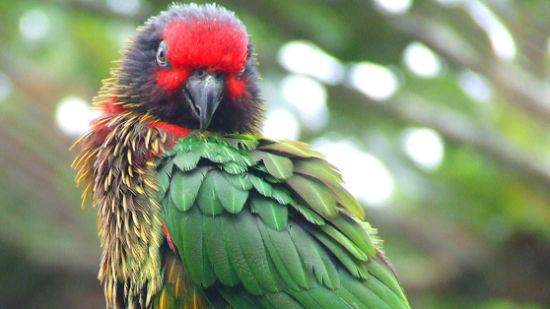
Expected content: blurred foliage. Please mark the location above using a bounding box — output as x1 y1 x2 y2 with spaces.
1 0 550 308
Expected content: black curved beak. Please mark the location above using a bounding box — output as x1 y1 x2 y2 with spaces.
184 70 224 132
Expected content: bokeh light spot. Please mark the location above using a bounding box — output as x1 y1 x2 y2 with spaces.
458 70 493 102
0 72 13 101
436 0 461 5
373 0 413 15
401 127 444 170
262 109 300 140
466 0 516 60
403 42 442 78
281 75 328 131
107 0 140 15
349 62 399 101
278 41 345 84
55 97 99 136
19 9 50 41
313 139 394 206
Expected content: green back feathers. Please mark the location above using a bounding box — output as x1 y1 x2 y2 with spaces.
156 134 410 309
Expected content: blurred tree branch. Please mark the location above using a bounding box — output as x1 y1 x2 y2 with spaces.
369 207 488 293
51 0 148 22
393 14 550 124
391 92 550 187
330 83 550 192
372 206 550 303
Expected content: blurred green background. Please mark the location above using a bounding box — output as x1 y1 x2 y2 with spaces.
1 0 550 308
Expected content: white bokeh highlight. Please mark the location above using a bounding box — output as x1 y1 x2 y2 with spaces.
401 127 445 171
107 0 140 15
349 62 399 101
435 0 516 60
403 42 442 78
458 70 493 102
55 97 100 136
436 0 461 5
0 72 13 101
278 41 345 85
281 75 328 131
373 0 413 15
262 109 300 140
19 9 50 41
313 139 395 206
466 0 516 61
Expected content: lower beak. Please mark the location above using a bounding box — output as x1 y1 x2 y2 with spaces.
184 70 224 132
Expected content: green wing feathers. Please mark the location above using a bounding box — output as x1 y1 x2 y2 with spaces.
156 134 410 308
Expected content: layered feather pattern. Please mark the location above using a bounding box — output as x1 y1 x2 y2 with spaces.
155 133 410 308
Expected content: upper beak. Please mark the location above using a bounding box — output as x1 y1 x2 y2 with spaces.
184 70 224 132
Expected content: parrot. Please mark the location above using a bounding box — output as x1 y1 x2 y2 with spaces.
72 3 410 309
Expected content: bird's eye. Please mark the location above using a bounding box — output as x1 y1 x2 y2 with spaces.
236 65 246 78
156 41 168 67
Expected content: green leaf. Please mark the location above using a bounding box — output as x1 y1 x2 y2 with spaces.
196 170 224 215
286 175 337 218
249 151 294 179
169 168 207 212
250 196 288 231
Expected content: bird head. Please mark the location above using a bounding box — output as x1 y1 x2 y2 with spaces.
112 4 263 133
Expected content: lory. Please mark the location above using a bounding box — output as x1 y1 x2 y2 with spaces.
73 4 410 309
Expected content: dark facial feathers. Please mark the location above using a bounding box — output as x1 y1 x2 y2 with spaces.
113 4 263 134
